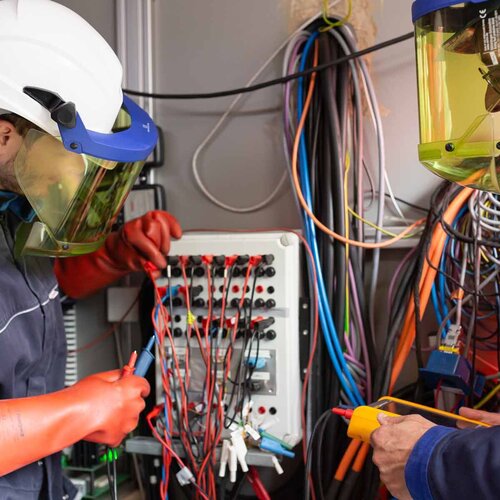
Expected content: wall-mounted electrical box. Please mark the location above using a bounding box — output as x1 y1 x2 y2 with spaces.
155 231 302 445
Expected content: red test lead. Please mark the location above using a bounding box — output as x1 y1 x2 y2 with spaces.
122 351 138 378
332 408 354 419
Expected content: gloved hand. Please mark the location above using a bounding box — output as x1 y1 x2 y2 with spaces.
71 370 150 447
0 370 150 476
55 210 182 298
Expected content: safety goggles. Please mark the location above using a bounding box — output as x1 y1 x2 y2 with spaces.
14 95 157 257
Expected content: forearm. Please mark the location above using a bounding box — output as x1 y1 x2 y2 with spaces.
428 426 500 499
0 386 96 476
406 426 500 500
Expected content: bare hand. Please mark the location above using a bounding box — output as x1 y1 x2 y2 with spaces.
371 414 436 500
459 407 500 426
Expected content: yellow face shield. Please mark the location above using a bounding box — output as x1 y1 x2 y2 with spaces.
415 3 500 191
14 129 144 257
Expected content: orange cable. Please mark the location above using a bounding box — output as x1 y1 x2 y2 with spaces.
334 439 362 481
352 442 371 473
291 98 426 248
389 188 473 392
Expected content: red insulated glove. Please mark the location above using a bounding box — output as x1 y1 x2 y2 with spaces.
0 370 150 476
79 370 150 447
55 210 182 298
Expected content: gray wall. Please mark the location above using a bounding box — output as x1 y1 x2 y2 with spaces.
56 0 438 228
152 0 300 229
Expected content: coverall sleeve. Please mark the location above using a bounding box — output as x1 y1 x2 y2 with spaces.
404 425 500 500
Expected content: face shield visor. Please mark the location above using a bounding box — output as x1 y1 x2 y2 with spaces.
414 0 500 191
13 94 158 257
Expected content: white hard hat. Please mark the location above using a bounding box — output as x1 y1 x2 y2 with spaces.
0 0 123 135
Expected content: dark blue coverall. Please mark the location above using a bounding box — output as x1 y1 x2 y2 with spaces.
0 192 77 499
405 424 500 499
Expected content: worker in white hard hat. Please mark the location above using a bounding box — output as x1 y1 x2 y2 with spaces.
0 1 181 498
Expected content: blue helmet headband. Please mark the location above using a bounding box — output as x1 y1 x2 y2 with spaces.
412 0 493 23
23 86 158 162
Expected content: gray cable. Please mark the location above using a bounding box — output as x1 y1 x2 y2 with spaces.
338 25 386 343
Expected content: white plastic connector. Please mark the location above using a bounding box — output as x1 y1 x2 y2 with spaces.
259 417 279 431
242 401 254 419
229 445 237 483
176 466 194 486
283 433 300 448
219 440 231 478
244 424 261 442
231 430 249 472
271 456 284 475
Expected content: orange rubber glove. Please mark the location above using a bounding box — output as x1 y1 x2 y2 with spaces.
0 370 150 476
55 210 182 298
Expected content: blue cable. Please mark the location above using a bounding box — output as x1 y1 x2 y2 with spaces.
296 32 364 406
437 207 468 338
431 283 444 326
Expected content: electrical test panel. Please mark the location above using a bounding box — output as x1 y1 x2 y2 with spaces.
155 231 302 446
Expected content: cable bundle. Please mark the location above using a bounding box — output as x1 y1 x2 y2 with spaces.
375 181 500 409
144 256 284 499
282 20 413 500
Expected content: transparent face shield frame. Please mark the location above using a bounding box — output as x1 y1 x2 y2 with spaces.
12 99 155 257
416 3 500 191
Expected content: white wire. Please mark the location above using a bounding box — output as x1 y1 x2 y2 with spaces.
192 1 342 213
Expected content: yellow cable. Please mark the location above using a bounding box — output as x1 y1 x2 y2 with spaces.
474 383 500 409
344 152 351 336
347 206 421 239
321 0 353 32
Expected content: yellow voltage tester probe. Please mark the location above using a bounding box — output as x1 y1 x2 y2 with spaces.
332 396 491 443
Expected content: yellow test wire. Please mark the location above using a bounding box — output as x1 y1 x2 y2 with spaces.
474 383 500 409
347 206 422 239
321 0 353 32
344 152 351 337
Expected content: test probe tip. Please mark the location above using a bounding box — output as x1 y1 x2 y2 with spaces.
332 408 354 419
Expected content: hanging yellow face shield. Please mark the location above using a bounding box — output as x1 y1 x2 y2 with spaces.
415 2 500 191
14 128 144 257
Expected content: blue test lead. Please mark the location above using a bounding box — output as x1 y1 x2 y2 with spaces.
135 335 156 377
